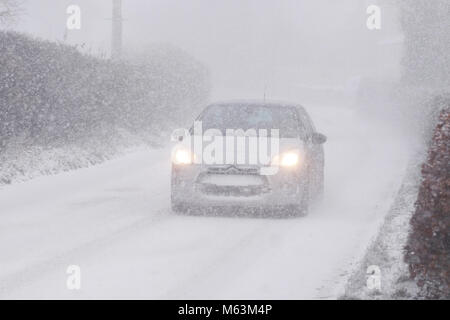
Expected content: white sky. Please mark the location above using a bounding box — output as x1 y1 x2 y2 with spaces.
12 0 403 99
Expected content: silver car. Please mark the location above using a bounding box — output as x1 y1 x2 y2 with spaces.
171 101 326 217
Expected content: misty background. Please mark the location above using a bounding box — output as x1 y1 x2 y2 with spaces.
0 0 449 300
2 0 448 184
13 0 403 100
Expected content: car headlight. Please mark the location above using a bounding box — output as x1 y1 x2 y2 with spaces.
272 151 300 167
173 148 194 165
280 152 300 167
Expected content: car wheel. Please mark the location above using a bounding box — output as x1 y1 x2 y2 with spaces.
171 187 187 214
316 167 325 202
298 185 310 216
171 200 188 214
290 176 310 217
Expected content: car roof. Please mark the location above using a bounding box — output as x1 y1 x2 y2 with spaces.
208 99 305 111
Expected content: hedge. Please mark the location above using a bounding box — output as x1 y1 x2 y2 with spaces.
405 107 450 299
0 31 210 151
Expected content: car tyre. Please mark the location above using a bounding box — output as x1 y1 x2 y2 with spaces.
171 200 188 214
315 169 325 203
289 176 310 217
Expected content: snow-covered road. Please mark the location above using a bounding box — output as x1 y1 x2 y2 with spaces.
0 105 411 299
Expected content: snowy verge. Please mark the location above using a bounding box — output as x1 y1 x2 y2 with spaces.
340 150 426 300
0 128 169 186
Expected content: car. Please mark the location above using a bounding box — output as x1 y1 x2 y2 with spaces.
170 100 326 217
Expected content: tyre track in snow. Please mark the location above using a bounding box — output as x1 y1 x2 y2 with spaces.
161 220 281 299
0 150 172 297
0 105 412 299
0 204 169 298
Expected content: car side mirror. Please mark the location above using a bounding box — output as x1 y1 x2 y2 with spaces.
312 132 327 144
171 128 188 142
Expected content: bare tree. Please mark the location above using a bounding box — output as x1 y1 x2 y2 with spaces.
0 0 23 26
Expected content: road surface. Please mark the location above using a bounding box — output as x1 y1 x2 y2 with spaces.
0 105 410 299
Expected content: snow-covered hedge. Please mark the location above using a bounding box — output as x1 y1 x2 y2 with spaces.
0 31 210 183
405 106 450 299
0 31 210 148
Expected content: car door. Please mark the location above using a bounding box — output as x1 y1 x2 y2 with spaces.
296 107 324 193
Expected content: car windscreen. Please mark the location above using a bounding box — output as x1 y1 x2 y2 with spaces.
197 104 300 138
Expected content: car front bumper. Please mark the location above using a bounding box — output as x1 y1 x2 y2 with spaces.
171 164 307 208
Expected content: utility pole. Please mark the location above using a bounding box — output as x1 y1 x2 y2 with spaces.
111 0 123 60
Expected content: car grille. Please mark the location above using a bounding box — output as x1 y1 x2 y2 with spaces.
206 165 260 175
197 165 270 197
199 184 270 197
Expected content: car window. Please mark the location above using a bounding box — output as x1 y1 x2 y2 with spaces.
297 108 315 138
195 104 301 138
